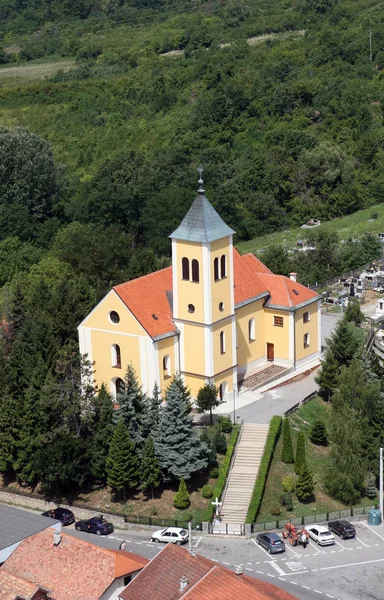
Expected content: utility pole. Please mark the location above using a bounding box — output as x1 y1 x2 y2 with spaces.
380 447 383 520
370 30 373 63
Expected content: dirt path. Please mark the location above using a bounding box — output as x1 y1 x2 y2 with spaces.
0 59 75 85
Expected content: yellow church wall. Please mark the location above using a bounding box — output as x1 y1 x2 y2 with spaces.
236 300 266 368
158 335 177 394
81 291 146 337
214 370 234 394
182 323 206 375
90 329 143 392
183 374 207 398
174 240 205 322
295 302 319 362
213 319 234 374
210 236 232 323
264 308 290 360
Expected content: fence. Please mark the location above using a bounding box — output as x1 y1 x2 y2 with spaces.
308 255 384 291
283 391 317 417
252 504 375 533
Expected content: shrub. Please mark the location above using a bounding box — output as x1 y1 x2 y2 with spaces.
183 512 193 522
296 463 314 502
173 478 190 510
209 467 219 478
282 492 293 511
270 505 281 516
246 416 282 524
202 484 213 499
282 475 294 493
218 415 233 433
213 429 227 455
202 425 240 522
366 473 378 499
371 211 379 220
309 419 328 445
294 431 306 475
281 418 294 463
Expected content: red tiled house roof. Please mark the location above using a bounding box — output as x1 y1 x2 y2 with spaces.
119 544 298 600
2 529 148 600
112 250 318 339
0 570 50 600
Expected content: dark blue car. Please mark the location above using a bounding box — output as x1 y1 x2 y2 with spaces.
41 507 75 526
75 515 114 536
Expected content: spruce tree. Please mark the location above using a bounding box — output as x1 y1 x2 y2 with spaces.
328 318 359 370
173 478 190 509
309 419 328 445
281 418 294 464
296 463 314 502
90 384 115 481
294 431 306 475
106 417 139 502
142 383 162 439
315 347 339 401
140 436 161 499
365 473 378 499
114 364 146 452
344 298 364 327
212 428 227 455
153 377 208 480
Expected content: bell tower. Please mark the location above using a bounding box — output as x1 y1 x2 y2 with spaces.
169 169 237 401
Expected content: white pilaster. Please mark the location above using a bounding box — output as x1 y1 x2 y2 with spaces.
318 300 322 354
204 326 214 377
178 322 185 372
139 336 148 393
228 235 235 314
289 312 295 363
202 242 212 324
172 239 179 319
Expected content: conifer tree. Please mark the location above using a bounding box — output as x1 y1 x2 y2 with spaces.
296 463 314 502
328 318 359 370
281 418 294 463
0 393 17 473
153 377 208 480
173 478 190 509
309 419 328 445
114 364 146 452
90 384 115 481
294 431 306 475
142 382 162 439
212 427 227 455
344 298 364 327
106 417 139 502
140 436 161 499
315 347 339 401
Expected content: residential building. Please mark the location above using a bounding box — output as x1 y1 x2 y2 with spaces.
79 176 321 401
0 570 51 600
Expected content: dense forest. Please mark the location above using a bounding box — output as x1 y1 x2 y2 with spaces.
1 0 384 496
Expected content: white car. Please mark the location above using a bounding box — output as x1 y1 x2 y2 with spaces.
151 527 189 545
305 525 335 546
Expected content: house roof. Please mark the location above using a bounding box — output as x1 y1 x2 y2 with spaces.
0 504 60 552
3 529 148 600
119 544 298 600
169 193 235 243
111 249 318 340
0 570 50 600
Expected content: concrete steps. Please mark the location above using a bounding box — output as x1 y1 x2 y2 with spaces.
214 423 269 530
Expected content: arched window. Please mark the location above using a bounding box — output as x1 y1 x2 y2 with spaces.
219 381 228 402
163 354 171 378
111 344 121 368
220 331 226 354
191 259 199 283
214 257 220 281
182 257 190 280
221 254 227 278
116 378 124 395
248 318 255 342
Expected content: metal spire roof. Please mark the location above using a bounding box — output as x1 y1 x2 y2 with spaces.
169 168 235 243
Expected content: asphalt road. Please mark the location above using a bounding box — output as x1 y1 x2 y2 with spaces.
65 519 384 600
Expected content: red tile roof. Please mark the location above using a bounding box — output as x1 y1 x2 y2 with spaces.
3 529 148 600
119 544 298 600
0 570 50 600
112 250 318 339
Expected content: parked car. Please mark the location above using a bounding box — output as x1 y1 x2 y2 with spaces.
41 507 75 526
151 527 189 545
328 520 356 539
305 525 335 546
256 532 286 554
75 515 114 536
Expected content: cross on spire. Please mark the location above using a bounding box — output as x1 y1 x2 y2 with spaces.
197 166 205 194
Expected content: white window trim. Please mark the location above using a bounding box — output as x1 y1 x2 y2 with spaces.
249 317 255 341
304 332 310 348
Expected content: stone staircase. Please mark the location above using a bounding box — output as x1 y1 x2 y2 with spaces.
214 423 270 534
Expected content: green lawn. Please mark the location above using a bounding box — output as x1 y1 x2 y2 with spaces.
236 205 384 255
257 397 376 524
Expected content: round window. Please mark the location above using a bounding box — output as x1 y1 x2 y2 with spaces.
109 311 120 324
219 302 224 312
188 304 195 314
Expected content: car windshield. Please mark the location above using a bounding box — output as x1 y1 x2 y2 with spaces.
179 530 187 536
320 532 332 537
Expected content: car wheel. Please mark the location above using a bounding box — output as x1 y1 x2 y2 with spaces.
152 538 159 543
315 538 318 544
176 540 182 546
96 530 101 536
75 526 81 531
256 538 260 544
267 548 271 554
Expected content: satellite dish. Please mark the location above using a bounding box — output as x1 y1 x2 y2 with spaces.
119 542 127 551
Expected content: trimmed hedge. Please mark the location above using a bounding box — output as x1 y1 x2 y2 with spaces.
245 416 282 524
203 424 240 522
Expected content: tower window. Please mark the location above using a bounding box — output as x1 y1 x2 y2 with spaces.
248 318 255 342
109 311 120 324
111 344 121 368
221 255 227 278
274 316 284 327
220 331 226 354
304 333 310 348
214 257 220 281
163 354 171 378
191 259 199 283
182 257 190 281
303 311 310 324
115 378 124 395
219 302 224 312
188 304 195 313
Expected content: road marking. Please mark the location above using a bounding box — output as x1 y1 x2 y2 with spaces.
115 537 123 541
125 540 131 543
318 557 384 571
245 568 253 572
195 536 202 548
251 538 276 558
267 574 275 578
326 595 334 599
356 546 362 549
355 536 368 547
135 542 142 545
334 540 346 550
146 544 152 547
223 562 230 565
302 586 310 590
284 544 300 557
290 581 297 585
312 568 318 572
270 562 286 576
256 570 264 574
247 562 252 565
330 550 336 553
360 521 384 542
314 590 322 594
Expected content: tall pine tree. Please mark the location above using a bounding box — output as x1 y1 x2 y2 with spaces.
114 364 146 452
90 384 115 481
281 418 294 463
140 436 161 499
153 377 208 480
106 417 139 502
294 431 306 475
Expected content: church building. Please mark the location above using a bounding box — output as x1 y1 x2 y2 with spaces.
78 175 321 402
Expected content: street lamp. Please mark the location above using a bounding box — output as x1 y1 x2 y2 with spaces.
380 447 383 520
